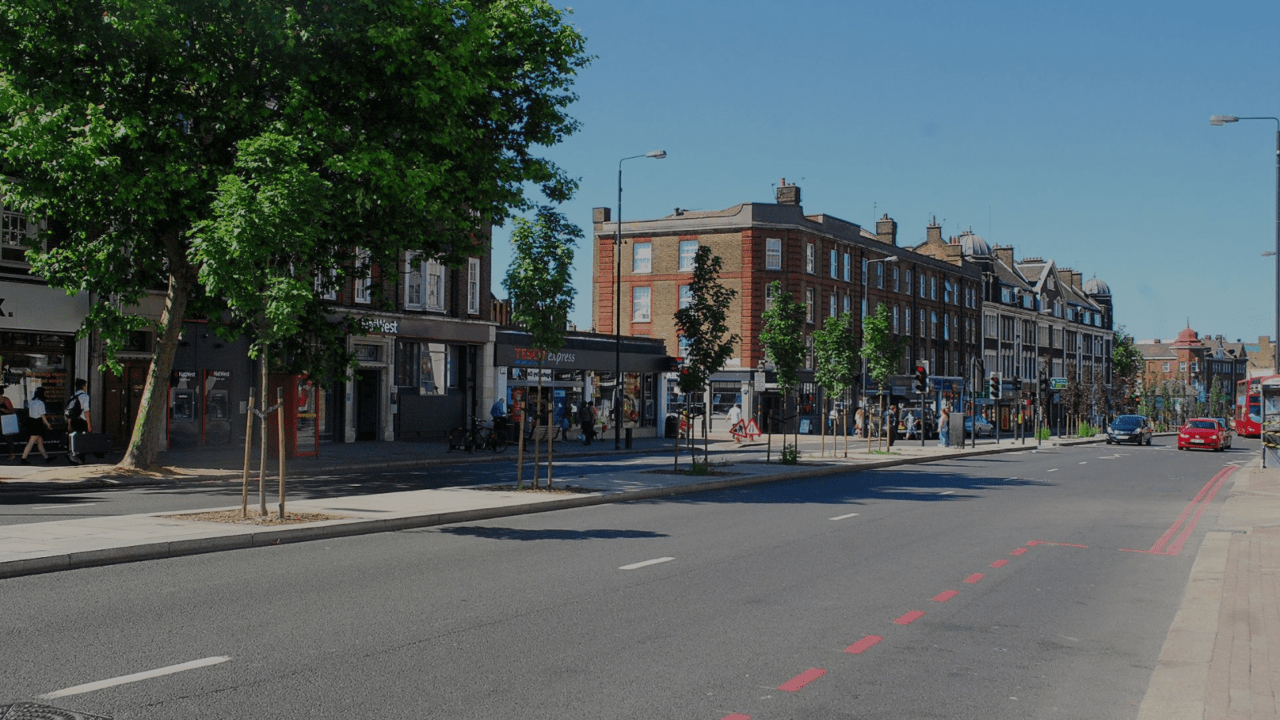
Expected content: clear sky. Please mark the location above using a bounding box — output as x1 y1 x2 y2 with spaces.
490 0 1280 346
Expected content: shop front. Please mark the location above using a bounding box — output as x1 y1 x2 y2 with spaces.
494 330 669 440
0 279 91 432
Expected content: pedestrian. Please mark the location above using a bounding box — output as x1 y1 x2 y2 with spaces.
828 405 838 434
65 378 91 464
0 387 17 460
579 401 596 446
727 403 743 442
904 410 917 441
939 406 951 448
557 406 571 442
20 386 51 465
490 396 507 435
854 407 864 438
885 404 898 448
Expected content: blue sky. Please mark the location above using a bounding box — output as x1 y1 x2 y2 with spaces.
491 1 1280 345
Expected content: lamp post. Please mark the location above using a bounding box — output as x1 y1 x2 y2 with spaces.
615 149 667 450
860 255 898 434
1210 115 1280 374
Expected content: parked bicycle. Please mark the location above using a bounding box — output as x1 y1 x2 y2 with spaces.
447 420 508 454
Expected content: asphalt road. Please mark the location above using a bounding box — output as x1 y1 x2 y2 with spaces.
2 439 1246 719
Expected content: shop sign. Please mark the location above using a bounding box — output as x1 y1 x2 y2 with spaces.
0 281 91 333
365 318 399 334
512 347 577 367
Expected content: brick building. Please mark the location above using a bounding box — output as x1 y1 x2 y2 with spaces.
592 180 982 430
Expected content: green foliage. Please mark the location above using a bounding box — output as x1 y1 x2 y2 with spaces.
1078 421 1097 438
760 281 806 394
780 443 800 465
503 207 580 353
689 461 711 476
673 246 739 394
859 303 906 389
812 311 857 397
1036 426 1051 440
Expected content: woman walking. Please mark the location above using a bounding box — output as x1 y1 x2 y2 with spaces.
938 406 951 448
20 386 51 464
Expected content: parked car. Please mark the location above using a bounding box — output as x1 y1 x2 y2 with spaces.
1178 418 1224 451
964 414 995 437
1214 417 1234 449
1106 414 1153 445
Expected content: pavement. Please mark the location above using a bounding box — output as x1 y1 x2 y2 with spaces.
1 428 1276 718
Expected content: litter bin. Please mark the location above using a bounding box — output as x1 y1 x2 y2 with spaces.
664 415 679 438
625 427 633 449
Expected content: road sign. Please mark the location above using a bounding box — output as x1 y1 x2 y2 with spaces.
1050 377 1068 390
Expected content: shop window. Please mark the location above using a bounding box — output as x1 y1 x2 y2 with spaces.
395 340 450 395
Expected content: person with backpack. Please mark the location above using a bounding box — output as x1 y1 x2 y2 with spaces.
64 378 91 464
579 401 596 446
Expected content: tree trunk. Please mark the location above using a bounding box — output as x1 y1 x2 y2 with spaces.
119 260 195 470
546 393 554 489
533 369 543 489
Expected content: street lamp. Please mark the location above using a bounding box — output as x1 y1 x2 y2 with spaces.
860 255 898 431
1210 114 1280 374
615 149 666 450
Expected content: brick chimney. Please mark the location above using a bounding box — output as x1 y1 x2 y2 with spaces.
925 216 942 244
876 214 898 246
593 207 611 224
775 178 801 206
994 245 1015 267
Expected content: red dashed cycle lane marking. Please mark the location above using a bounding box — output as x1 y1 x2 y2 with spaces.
778 668 827 692
932 590 959 603
719 715 751 720
964 573 985 583
845 635 883 654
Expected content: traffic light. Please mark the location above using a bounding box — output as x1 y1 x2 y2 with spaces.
1038 371 1049 396
663 356 681 372
989 373 1001 400
914 361 929 393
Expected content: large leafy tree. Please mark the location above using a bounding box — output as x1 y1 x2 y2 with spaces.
759 280 805 447
0 0 589 468
1110 330 1144 414
673 245 738 464
503 207 579 489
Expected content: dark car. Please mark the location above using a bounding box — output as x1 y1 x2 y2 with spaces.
1106 414 1152 445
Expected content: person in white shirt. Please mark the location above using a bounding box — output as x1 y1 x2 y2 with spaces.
66 378 92 464
21 386 51 464
727 404 743 441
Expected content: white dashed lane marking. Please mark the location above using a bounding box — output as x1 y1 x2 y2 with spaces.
619 557 675 571
41 656 232 699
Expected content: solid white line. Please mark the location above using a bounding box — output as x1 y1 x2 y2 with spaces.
1047 468 1058 472
41 656 231 699
829 512 861 521
32 504 98 510
619 557 675 571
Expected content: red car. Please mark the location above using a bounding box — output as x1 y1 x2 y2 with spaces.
1178 418 1225 451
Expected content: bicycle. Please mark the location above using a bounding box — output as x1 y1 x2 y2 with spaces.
447 420 508 453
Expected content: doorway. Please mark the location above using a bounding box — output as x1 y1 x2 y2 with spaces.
354 368 380 441
102 360 149 449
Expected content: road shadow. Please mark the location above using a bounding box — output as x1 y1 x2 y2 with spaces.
434 526 669 542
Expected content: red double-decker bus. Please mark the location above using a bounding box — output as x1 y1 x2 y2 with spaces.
1236 375 1280 437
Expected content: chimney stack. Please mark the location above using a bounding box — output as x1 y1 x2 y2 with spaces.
925 216 943 244
876 214 898 246
775 178 801 206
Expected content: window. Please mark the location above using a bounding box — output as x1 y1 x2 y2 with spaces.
467 257 480 315
943 312 950 340
904 307 911 335
805 288 815 323
354 248 373 304
876 262 884 289
766 238 782 270
678 335 692 356
843 253 851 282
806 243 815 274
843 294 851 314
317 267 338 301
678 285 693 310
830 249 838 279
944 280 953 304
404 253 425 308
919 308 925 335
679 241 698 272
1179 361 1187 373
632 286 651 322
426 259 445 311
930 310 937 339
1162 362 1170 373
765 283 775 310
0 204 36 264
920 273 927 298
903 269 911 295
633 242 652 274
930 276 937 300
893 266 900 293
893 306 900 334
1001 287 1013 304
829 292 836 317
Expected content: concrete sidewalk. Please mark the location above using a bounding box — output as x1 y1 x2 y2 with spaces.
0 429 1058 579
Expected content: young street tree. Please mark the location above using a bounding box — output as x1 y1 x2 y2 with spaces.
812 310 858 457
859 303 905 451
1110 330 1144 414
673 246 739 465
502 207 579 489
0 1 589 468
759 280 806 454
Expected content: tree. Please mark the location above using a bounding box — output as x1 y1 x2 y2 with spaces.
0 0 589 468
812 311 858 457
673 246 739 465
859 303 905 451
759 280 806 457
1110 330 1144 415
503 208 579 489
